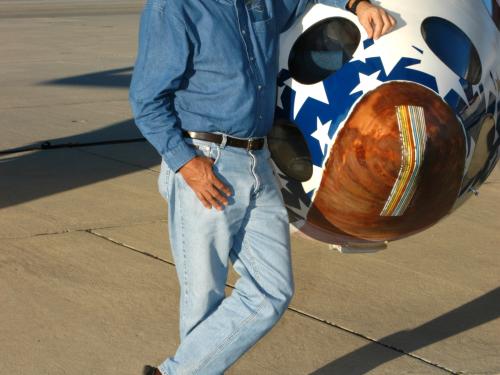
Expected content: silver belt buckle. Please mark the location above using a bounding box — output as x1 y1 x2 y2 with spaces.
247 138 256 150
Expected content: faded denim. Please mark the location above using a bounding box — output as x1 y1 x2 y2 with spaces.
157 138 294 374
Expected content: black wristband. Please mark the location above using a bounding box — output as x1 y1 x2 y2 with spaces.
347 0 371 15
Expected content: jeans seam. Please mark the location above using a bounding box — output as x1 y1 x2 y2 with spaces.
191 296 267 374
241 235 261 283
165 162 171 201
212 145 221 166
178 176 189 336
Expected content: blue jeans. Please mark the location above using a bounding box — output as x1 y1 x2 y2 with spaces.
156 137 294 375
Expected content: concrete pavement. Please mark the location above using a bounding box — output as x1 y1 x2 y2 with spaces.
0 2 499 374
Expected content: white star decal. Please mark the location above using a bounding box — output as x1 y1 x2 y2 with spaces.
472 83 481 98
276 84 286 110
408 51 468 103
351 44 368 64
351 36 422 76
287 197 310 219
284 78 329 119
301 164 324 194
350 71 384 96
311 117 332 155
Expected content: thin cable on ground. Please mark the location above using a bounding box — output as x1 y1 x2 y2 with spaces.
0 137 146 155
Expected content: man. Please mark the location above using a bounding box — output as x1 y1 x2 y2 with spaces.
129 1 395 374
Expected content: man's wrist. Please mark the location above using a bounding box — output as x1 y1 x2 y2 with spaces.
346 0 371 15
163 140 197 173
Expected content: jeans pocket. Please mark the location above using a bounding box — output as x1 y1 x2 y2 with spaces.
211 145 221 166
190 141 222 167
158 158 171 201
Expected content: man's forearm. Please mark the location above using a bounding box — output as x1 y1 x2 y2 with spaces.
128 2 196 172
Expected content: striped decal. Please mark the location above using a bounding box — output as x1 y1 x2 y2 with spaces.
381 105 427 217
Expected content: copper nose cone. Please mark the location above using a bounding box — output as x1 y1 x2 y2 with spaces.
307 81 466 242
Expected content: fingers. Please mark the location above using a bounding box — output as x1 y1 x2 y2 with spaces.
205 172 231 211
196 192 211 209
372 12 384 40
381 13 392 36
211 174 232 197
180 154 232 211
358 6 397 40
389 14 397 29
207 185 228 210
197 183 229 211
195 189 225 211
192 170 232 211
200 190 222 211
360 17 373 39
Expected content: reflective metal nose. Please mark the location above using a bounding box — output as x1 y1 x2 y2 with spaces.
307 81 466 242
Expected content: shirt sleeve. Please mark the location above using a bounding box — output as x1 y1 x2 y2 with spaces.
276 0 349 33
128 2 196 172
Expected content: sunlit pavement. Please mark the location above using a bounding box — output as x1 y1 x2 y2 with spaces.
0 2 499 374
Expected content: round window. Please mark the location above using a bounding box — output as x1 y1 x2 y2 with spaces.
288 17 361 85
421 17 482 84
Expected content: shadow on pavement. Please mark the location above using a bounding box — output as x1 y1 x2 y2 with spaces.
0 119 159 209
311 287 500 374
41 66 133 89
0 68 163 208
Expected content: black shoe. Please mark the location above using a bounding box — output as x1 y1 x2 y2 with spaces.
143 365 160 375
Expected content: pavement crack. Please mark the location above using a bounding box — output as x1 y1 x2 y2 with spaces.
84 228 460 375
0 219 167 240
87 229 175 267
288 306 458 374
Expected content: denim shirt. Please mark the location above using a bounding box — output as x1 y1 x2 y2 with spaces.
129 0 348 171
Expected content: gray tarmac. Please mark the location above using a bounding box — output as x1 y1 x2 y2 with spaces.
0 2 499 374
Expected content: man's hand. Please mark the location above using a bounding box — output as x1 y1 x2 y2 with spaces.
354 2 396 40
179 156 232 211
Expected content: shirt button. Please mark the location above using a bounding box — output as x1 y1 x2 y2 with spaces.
249 56 255 61
257 85 262 90
258 115 263 120
241 29 246 35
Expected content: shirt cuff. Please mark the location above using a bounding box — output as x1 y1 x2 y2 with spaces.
163 139 197 172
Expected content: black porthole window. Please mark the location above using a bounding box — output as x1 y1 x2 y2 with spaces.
288 17 361 85
421 17 482 84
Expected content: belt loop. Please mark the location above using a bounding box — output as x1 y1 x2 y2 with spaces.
220 133 227 149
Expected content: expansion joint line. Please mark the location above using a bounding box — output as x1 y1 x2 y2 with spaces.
87 229 459 374
86 229 174 266
288 306 458 375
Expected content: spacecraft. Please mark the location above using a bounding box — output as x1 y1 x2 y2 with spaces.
270 0 500 247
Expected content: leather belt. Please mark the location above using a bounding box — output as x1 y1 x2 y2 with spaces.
183 131 265 150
